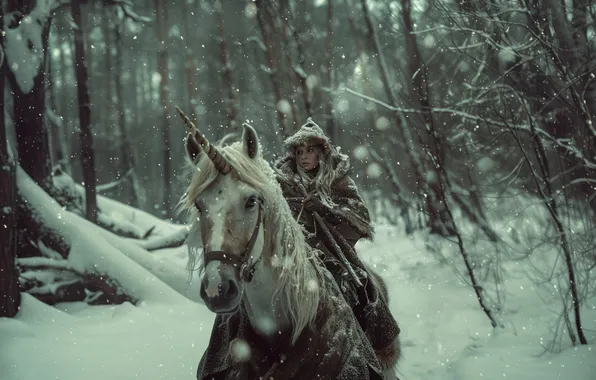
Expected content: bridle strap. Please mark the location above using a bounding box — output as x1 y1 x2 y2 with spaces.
203 202 263 282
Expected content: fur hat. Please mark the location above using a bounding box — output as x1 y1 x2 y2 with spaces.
283 118 331 153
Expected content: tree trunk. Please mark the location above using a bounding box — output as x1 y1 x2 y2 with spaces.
324 0 336 141
101 5 115 132
255 0 288 136
114 20 141 208
344 0 379 138
0 12 21 316
183 1 198 122
284 1 313 123
56 17 72 174
154 0 172 217
214 1 239 132
5 0 52 188
72 0 98 223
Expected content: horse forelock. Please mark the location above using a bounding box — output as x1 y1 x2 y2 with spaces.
181 140 323 344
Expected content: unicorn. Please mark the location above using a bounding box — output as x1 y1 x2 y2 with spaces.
177 107 398 379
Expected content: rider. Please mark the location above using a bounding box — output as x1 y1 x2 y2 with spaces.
274 118 401 368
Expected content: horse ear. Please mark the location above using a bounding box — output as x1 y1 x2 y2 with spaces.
242 123 260 159
186 133 202 162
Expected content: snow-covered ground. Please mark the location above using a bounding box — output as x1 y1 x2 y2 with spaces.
1 218 595 379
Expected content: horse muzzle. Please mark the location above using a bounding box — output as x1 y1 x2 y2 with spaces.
199 203 263 314
200 274 242 313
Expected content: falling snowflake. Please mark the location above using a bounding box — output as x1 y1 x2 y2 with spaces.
375 116 390 131
424 170 438 184
476 157 495 172
423 34 436 48
334 99 350 113
498 47 516 66
353 146 369 160
306 278 319 292
306 74 319 89
277 99 292 114
244 3 257 18
230 339 251 362
366 163 382 178
254 316 276 336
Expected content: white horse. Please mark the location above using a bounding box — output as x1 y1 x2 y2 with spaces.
176 108 396 379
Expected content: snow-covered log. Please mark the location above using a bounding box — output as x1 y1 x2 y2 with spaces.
52 168 187 240
17 166 190 305
18 257 135 305
134 227 190 252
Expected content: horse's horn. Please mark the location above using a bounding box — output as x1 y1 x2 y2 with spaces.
175 106 232 175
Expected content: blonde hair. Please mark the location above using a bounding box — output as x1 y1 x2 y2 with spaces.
294 143 344 207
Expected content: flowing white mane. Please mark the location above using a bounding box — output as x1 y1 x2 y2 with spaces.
180 141 323 343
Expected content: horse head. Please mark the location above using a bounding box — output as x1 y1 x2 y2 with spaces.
177 107 264 314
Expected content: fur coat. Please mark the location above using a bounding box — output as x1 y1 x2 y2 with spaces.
274 141 400 355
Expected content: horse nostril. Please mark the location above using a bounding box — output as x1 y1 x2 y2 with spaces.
226 279 239 299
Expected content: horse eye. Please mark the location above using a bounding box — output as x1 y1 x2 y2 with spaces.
245 196 257 209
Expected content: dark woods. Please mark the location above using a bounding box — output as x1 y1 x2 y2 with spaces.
1 0 594 347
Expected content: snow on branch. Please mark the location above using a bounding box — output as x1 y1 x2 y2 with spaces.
344 87 596 170
3 0 57 93
96 168 134 193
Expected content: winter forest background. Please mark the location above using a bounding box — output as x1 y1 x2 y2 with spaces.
1 0 595 379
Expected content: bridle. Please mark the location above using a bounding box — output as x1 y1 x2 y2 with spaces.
202 201 263 282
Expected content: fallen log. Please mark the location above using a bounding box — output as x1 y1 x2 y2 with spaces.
18 256 136 306
51 167 144 239
17 166 189 305
137 226 190 251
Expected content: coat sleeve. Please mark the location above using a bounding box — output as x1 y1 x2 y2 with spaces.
328 175 374 240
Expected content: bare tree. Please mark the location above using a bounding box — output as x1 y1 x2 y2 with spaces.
506 95 588 345
324 0 336 140
4 0 52 188
214 1 239 131
154 0 172 216
52 14 72 174
282 2 313 124
0 7 20 317
359 0 457 236
72 0 98 223
255 0 289 136
183 0 198 122
113 11 142 208
101 5 115 130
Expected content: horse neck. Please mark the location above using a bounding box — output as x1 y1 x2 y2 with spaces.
243 209 322 345
242 254 291 340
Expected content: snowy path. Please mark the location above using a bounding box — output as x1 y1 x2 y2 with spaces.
1 223 595 380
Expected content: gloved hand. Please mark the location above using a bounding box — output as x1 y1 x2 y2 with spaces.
303 195 327 214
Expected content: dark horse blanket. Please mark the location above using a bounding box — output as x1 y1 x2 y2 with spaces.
196 268 384 380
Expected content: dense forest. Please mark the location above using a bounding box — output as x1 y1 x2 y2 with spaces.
1 0 595 352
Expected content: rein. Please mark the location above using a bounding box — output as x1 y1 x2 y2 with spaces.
202 202 263 282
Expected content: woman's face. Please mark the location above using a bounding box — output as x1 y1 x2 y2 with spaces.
296 145 319 171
